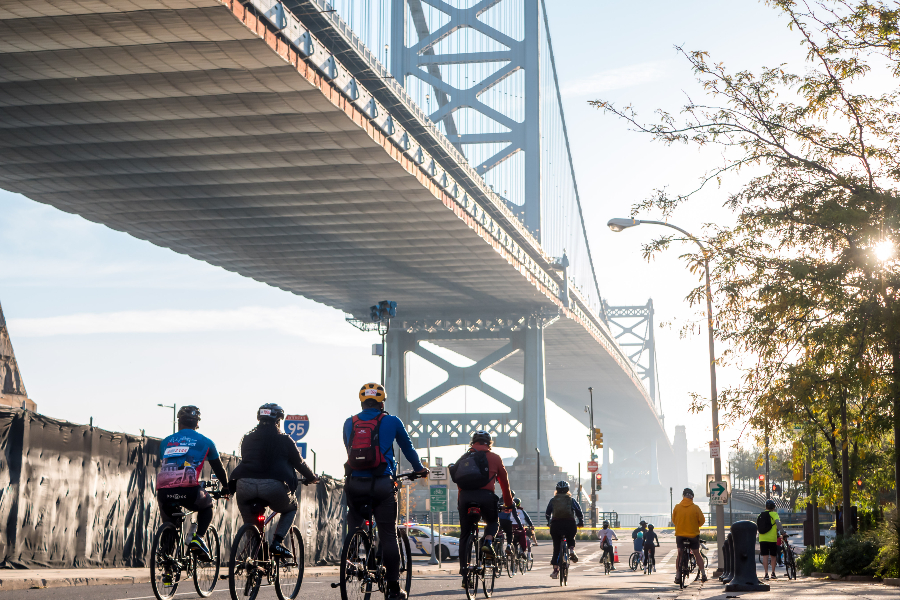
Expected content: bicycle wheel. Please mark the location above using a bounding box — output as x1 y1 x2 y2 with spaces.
229 524 263 600
526 548 534 571
193 525 220 597
604 555 611 575
629 551 640 571
559 540 567 587
397 528 412 597
340 529 372 600
275 527 304 600
151 523 181 600
482 555 496 598
464 537 479 600
504 547 514 578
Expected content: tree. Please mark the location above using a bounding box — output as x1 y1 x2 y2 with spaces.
591 0 899 550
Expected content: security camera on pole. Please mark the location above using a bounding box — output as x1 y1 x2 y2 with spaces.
346 300 398 385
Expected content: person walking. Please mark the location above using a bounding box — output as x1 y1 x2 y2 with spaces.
758 499 786 580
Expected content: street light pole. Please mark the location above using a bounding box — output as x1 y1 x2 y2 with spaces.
158 403 176 435
608 217 726 571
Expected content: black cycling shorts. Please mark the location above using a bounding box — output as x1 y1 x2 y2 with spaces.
759 541 779 556
675 535 700 551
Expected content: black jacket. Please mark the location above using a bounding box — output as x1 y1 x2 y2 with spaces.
231 426 315 491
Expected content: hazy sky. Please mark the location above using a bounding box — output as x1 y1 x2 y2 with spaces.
0 1 808 477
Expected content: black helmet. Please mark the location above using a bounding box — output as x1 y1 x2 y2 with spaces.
257 403 285 422
177 405 201 427
765 499 776 510
648 524 654 530
602 520 610 528
556 480 569 492
682 487 695 499
514 498 521 507
639 520 647 526
471 430 492 446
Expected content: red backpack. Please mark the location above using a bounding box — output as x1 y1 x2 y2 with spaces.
346 413 387 470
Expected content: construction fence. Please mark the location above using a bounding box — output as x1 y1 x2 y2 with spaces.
0 408 345 569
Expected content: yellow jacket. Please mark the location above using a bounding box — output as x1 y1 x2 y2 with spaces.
672 497 705 537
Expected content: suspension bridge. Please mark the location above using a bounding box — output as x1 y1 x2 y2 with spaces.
0 0 677 509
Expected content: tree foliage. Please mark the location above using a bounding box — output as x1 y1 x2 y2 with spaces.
590 0 899 514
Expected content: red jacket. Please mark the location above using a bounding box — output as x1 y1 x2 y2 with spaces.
464 443 513 507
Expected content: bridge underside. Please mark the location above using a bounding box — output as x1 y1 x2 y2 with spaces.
0 0 674 482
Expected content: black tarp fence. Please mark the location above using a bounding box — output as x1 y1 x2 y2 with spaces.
0 409 345 569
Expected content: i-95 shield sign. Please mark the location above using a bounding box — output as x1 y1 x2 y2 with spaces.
285 415 309 442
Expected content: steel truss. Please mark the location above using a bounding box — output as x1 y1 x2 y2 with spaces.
602 299 659 415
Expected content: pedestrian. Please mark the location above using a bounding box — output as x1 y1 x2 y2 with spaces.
758 499 786 580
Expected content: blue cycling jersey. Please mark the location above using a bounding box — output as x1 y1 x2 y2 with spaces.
157 429 219 490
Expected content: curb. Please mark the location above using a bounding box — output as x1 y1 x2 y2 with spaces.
0 566 454 591
809 572 886 583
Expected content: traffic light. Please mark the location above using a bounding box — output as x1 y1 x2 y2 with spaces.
592 428 603 448
758 474 765 493
597 473 602 490
369 300 398 322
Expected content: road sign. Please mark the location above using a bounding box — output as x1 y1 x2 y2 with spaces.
709 441 720 458
285 415 309 442
587 460 599 473
792 422 803 435
708 480 729 504
296 442 307 459
429 467 449 481
430 485 448 512
705 473 731 497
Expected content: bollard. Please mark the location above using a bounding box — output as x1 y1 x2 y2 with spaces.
721 533 735 583
725 521 769 592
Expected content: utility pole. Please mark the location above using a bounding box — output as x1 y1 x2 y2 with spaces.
765 433 771 500
587 387 598 530
536 448 541 507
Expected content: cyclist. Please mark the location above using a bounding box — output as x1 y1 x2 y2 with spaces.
642 523 660 571
231 403 318 557
759 499 786 580
544 480 584 579
672 487 707 583
156 405 229 562
451 430 516 584
597 520 618 570
498 491 517 557
632 519 648 540
343 383 428 600
511 498 535 558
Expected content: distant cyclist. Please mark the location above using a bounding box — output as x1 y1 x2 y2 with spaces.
597 520 618 570
545 480 584 579
643 524 660 571
498 490 518 556
511 498 535 557
231 403 318 557
156 406 229 561
672 487 707 583
343 383 428 600
450 430 516 586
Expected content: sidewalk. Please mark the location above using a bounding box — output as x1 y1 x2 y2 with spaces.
676 575 899 600
0 563 455 591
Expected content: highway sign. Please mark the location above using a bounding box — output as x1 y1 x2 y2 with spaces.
587 460 599 473
708 480 729 504
429 467 449 481
709 441 720 458
430 485 448 512
296 442 307 459
285 415 309 441
705 473 731 497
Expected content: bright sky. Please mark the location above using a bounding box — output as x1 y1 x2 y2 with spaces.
0 0 808 478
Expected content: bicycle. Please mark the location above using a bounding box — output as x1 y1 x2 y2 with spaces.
335 472 421 600
677 538 695 589
643 548 655 575
491 530 512 578
628 550 642 571
601 542 613 575
781 533 797 580
460 503 497 600
511 526 528 574
557 535 570 586
150 480 227 600
228 481 310 600
524 527 535 571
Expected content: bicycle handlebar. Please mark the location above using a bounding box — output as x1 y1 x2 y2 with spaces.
396 471 427 481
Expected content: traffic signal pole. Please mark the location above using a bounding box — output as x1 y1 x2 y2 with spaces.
588 387 597 530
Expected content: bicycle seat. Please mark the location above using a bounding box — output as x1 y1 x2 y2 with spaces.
348 498 374 519
680 538 694 547
465 502 482 516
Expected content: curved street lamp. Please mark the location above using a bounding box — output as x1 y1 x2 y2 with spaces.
607 217 725 572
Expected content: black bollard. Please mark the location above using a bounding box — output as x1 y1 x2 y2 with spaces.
725 521 769 592
722 533 735 583
718 533 730 581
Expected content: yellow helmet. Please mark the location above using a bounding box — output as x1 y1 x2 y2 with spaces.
359 383 386 403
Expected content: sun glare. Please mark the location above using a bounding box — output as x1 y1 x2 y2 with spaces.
874 240 895 262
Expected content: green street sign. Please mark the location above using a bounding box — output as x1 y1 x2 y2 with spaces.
430 485 448 512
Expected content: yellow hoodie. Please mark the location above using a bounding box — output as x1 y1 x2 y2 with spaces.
672 497 705 537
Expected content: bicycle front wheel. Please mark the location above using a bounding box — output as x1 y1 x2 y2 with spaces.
275 527 304 600
397 528 412 597
629 551 640 571
193 525 221 597
340 529 372 600
151 523 181 600
229 524 263 600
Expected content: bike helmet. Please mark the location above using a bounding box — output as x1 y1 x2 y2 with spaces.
514 498 522 508
648 524 654 530
682 487 695 499
177 405 201 428
556 480 569 492
471 430 492 446
639 520 647 526
765 499 776 510
257 403 285 422
602 520 610 528
359 382 386 403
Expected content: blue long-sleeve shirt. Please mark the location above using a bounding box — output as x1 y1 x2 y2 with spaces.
343 408 424 477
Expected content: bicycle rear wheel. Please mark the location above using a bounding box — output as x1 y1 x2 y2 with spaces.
504 548 514 578
526 548 534 571
275 527 304 600
151 523 181 600
559 541 567 587
193 525 220 597
229 524 263 600
464 537 479 600
397 528 412 597
340 529 372 600
482 556 496 598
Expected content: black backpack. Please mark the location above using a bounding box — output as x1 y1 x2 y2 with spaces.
450 450 492 490
757 510 773 534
